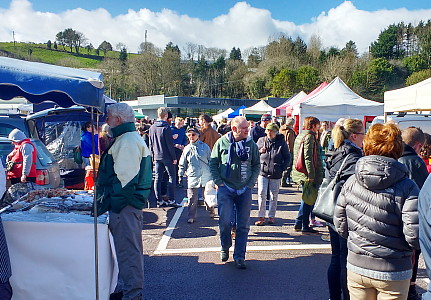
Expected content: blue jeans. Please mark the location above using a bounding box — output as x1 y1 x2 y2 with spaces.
217 185 252 260
295 199 312 230
328 226 349 300
154 160 176 202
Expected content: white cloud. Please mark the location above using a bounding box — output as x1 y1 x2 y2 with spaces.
1 0 431 55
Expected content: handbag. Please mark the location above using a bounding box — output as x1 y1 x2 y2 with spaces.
295 133 317 175
295 140 307 174
312 155 351 224
73 146 83 165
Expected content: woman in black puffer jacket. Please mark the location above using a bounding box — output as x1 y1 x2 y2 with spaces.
325 119 364 300
334 123 419 300
255 123 290 225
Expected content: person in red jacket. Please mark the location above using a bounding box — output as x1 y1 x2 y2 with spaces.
420 133 431 173
6 129 37 185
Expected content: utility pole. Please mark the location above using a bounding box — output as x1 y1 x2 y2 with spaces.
12 31 16 47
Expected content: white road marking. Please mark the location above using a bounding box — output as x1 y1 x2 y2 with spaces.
154 198 187 253
153 244 331 255
153 197 330 255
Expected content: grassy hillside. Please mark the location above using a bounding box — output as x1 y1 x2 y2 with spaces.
0 42 137 69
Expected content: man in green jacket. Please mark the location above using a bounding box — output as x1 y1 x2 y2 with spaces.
209 116 260 269
292 116 323 235
96 103 152 300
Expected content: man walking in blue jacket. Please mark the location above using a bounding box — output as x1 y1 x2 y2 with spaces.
149 107 180 208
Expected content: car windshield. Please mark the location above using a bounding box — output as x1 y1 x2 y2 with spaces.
0 123 27 138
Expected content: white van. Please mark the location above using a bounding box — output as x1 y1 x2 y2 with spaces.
371 114 431 134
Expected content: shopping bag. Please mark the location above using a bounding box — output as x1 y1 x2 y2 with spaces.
204 180 217 208
73 146 83 165
313 178 343 223
302 180 318 205
313 155 350 223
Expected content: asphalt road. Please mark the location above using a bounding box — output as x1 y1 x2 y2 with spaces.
140 184 429 300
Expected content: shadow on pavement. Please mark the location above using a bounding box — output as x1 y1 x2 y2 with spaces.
143 252 331 300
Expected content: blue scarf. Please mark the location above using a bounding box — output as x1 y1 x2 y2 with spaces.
226 132 249 177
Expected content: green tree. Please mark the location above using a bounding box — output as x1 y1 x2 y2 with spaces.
370 24 404 59
296 66 319 92
366 58 395 99
270 68 297 97
229 47 242 61
161 42 182 96
246 76 268 99
246 47 262 68
406 69 431 86
293 37 307 60
98 41 113 56
119 47 128 66
403 55 427 73
341 40 358 58
85 43 94 54
55 31 66 51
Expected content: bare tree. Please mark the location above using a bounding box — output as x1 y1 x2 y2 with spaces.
183 42 198 61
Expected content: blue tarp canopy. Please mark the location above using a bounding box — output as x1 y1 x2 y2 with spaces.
228 105 247 118
0 57 104 111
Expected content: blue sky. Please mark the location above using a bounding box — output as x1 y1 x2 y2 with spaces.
26 0 431 23
1 0 431 55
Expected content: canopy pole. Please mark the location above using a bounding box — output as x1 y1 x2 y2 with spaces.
91 107 100 300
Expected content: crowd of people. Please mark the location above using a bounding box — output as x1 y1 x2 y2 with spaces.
98 104 431 300
3 102 429 300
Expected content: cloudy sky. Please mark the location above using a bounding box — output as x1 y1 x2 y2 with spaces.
1 0 430 55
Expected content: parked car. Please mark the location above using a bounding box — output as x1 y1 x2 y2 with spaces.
26 106 105 189
372 114 431 133
0 114 61 188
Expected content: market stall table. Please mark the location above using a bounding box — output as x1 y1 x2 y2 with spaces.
1 195 117 300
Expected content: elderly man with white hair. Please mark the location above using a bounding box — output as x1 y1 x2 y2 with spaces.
209 116 260 269
95 102 152 300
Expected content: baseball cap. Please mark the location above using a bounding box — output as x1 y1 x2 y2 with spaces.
261 114 271 121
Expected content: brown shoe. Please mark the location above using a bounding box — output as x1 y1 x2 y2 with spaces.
268 218 275 224
255 217 266 226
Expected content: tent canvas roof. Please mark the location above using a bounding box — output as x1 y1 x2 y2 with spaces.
243 100 273 115
299 77 383 123
0 57 104 110
276 91 307 109
212 108 234 121
228 105 247 118
273 91 307 116
287 83 327 116
384 77 431 112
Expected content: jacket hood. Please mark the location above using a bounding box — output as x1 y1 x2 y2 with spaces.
355 155 409 190
155 120 169 127
8 128 27 142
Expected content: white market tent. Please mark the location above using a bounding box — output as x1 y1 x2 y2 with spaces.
384 77 431 112
212 108 234 121
298 77 383 128
273 91 307 116
242 100 273 116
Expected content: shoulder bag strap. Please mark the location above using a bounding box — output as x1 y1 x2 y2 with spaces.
334 154 351 182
